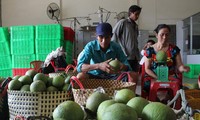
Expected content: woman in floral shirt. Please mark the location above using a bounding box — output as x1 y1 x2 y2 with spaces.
143 24 190 92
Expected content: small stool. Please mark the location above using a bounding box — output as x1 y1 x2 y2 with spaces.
30 60 44 72
149 81 181 109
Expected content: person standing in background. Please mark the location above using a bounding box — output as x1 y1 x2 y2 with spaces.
112 5 142 73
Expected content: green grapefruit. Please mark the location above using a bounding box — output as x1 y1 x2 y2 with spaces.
12 75 21 80
25 69 37 79
47 77 53 87
20 85 30 91
142 102 176 120
109 59 122 72
101 103 138 120
86 91 110 113
52 75 65 88
33 73 48 84
156 50 167 62
47 86 58 92
127 97 149 118
114 89 136 104
8 80 22 90
30 80 46 92
0 77 5 84
97 99 116 120
18 75 32 85
62 84 70 91
53 100 84 120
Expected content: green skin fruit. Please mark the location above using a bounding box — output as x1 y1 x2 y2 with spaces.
18 75 32 85
33 73 48 84
156 51 167 62
86 91 110 113
115 89 136 104
25 69 37 79
53 101 84 120
0 77 5 84
12 75 21 80
20 85 30 91
30 80 46 92
127 97 149 118
47 86 58 92
97 99 116 120
109 59 121 72
52 75 65 88
47 77 53 87
142 102 176 120
101 103 138 120
62 84 70 91
8 80 22 90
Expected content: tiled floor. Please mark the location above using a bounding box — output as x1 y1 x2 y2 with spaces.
183 76 198 84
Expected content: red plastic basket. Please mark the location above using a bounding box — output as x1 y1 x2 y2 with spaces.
12 68 31 76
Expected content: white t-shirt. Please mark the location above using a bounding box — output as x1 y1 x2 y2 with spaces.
139 50 145 65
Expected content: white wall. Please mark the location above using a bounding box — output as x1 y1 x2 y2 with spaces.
2 0 60 26
2 0 200 31
2 0 136 28
138 0 200 32
60 0 136 28
187 55 200 64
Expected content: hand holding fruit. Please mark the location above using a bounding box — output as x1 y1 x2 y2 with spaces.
98 59 113 74
109 59 123 73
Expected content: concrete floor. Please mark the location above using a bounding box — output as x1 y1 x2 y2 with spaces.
135 75 199 96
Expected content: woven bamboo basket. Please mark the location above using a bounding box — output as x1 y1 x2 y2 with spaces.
49 64 77 78
70 76 136 106
184 89 200 119
185 89 200 100
8 90 73 120
48 71 78 78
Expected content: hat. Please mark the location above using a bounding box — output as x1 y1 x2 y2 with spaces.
96 23 113 36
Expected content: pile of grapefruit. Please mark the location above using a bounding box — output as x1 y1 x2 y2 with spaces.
8 69 71 92
76 88 177 120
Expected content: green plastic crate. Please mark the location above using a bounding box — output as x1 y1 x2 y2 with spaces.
64 40 73 49
184 64 200 79
0 69 12 77
35 39 63 54
0 41 10 55
66 55 73 64
11 39 35 55
12 54 35 68
10 25 35 40
0 27 9 42
64 40 73 57
35 24 64 40
36 53 48 61
0 55 12 69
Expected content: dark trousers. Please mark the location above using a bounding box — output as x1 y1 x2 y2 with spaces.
128 60 139 72
88 73 129 82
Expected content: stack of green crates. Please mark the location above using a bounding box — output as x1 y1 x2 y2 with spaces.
64 40 73 64
10 26 36 69
184 64 200 79
35 24 64 61
0 27 12 77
